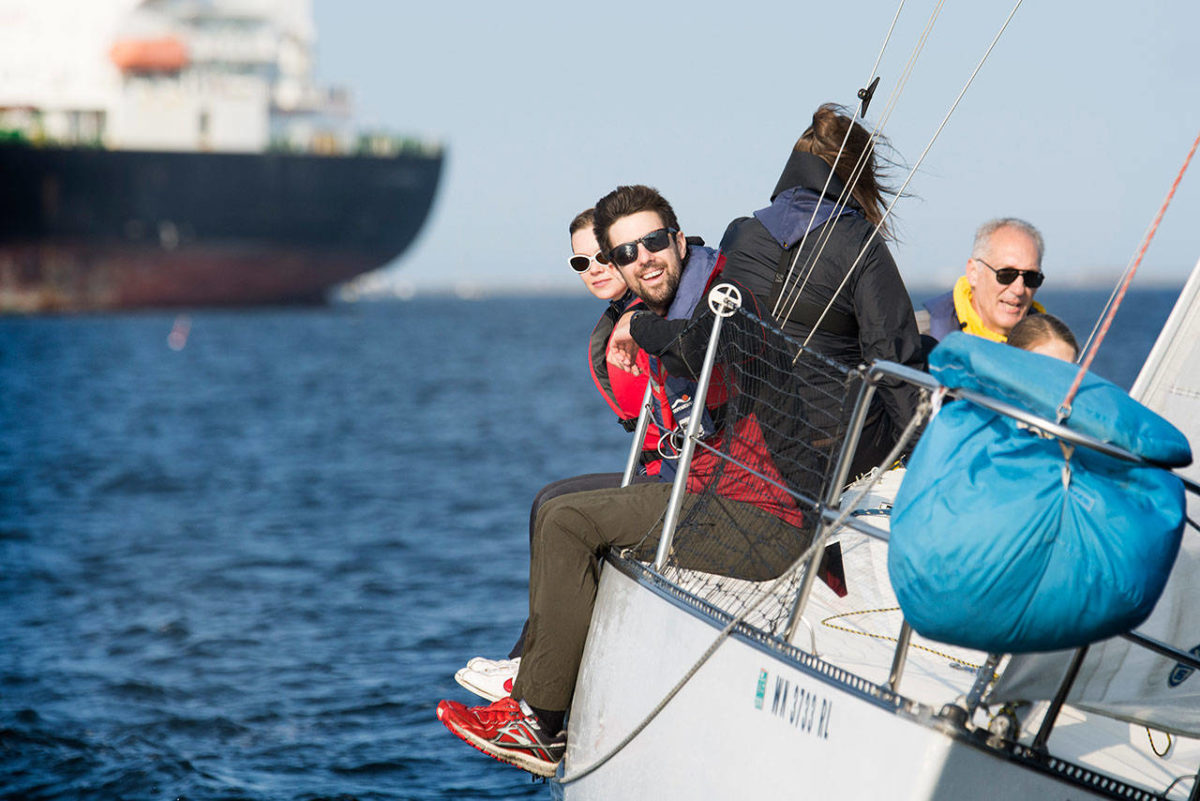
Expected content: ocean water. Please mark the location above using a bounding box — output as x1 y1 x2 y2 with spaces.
0 288 1182 800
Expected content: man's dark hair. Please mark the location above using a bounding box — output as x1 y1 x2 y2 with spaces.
593 185 681 253
569 208 595 236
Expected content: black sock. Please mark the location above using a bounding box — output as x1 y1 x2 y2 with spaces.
528 704 565 734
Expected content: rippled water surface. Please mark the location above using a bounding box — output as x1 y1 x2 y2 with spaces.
0 288 1181 799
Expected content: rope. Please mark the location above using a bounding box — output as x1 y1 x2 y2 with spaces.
1058 129 1200 420
1146 727 1173 758
553 530 825 786
555 390 933 786
819 607 984 669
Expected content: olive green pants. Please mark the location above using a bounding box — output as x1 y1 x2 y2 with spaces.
510 482 811 712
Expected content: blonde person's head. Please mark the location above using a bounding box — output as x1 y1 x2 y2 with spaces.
1007 313 1078 362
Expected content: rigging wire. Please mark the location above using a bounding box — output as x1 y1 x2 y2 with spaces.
801 0 1026 349
776 1 939 321
770 0 909 321
777 0 946 325
1057 129 1200 421
1076 268 1130 368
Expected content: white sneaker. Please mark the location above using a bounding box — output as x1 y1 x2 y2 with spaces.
455 657 520 702
466 656 519 672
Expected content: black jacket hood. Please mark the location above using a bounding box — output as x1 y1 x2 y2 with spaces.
770 150 861 213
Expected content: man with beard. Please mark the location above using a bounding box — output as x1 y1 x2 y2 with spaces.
434 185 811 777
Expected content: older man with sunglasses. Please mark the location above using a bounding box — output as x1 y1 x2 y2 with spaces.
436 185 811 777
919 218 1047 343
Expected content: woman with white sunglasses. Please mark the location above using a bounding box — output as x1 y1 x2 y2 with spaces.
451 208 663 701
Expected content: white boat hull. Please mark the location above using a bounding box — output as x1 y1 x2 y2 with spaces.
558 562 1169 800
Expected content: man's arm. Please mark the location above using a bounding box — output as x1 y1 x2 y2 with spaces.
627 307 712 378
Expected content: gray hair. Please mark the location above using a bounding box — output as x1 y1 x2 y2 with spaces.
971 218 1045 267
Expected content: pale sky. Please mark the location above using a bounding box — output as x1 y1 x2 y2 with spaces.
313 1 1200 295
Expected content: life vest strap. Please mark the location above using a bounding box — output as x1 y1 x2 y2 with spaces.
767 242 859 338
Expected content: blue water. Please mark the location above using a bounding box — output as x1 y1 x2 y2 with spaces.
0 288 1181 800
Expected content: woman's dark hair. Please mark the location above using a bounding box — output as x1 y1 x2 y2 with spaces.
1007 313 1079 357
593 185 681 253
794 103 898 237
569 208 595 236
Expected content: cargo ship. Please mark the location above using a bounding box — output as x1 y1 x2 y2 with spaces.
0 0 444 312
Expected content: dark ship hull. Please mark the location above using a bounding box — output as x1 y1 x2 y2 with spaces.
0 143 444 311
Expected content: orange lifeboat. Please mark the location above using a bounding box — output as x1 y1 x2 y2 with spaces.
109 37 189 73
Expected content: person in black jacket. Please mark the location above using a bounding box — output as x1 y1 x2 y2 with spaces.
612 103 925 480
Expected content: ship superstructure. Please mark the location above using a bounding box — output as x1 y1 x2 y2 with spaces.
0 0 443 311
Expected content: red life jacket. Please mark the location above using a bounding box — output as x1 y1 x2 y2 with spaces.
588 297 663 475
644 261 805 528
649 374 804 528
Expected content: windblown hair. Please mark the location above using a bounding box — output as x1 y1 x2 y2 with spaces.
794 103 898 237
593 185 681 253
972 218 1046 266
1007 313 1078 358
569 208 595 236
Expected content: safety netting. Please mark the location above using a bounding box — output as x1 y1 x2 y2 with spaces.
639 304 861 635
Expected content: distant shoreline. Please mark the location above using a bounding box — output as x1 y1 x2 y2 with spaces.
336 279 1187 304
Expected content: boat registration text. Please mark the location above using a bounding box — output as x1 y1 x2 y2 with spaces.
754 668 832 739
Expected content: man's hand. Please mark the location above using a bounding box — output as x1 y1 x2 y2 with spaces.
607 310 642 376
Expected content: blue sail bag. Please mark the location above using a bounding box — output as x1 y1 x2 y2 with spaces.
889 334 1189 653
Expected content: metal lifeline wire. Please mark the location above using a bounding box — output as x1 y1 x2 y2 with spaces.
800 0 1026 350
1057 129 1200 422
554 392 934 787
771 0 909 321
776 0 946 325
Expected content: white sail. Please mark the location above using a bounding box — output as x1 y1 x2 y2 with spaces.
986 257 1200 737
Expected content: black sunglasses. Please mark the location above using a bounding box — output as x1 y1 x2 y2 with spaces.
975 257 1045 288
568 251 610 273
607 228 678 268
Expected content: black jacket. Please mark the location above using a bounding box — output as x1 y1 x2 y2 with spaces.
631 150 925 478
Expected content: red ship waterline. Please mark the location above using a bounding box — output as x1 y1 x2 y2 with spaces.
0 143 445 312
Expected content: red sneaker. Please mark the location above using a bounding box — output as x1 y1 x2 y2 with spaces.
435 698 470 722
436 697 565 777
438 696 521 728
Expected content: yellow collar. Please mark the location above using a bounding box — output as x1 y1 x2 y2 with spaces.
952 275 1044 342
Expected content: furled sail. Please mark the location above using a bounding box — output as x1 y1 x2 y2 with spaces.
889 332 1188 653
986 257 1200 737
